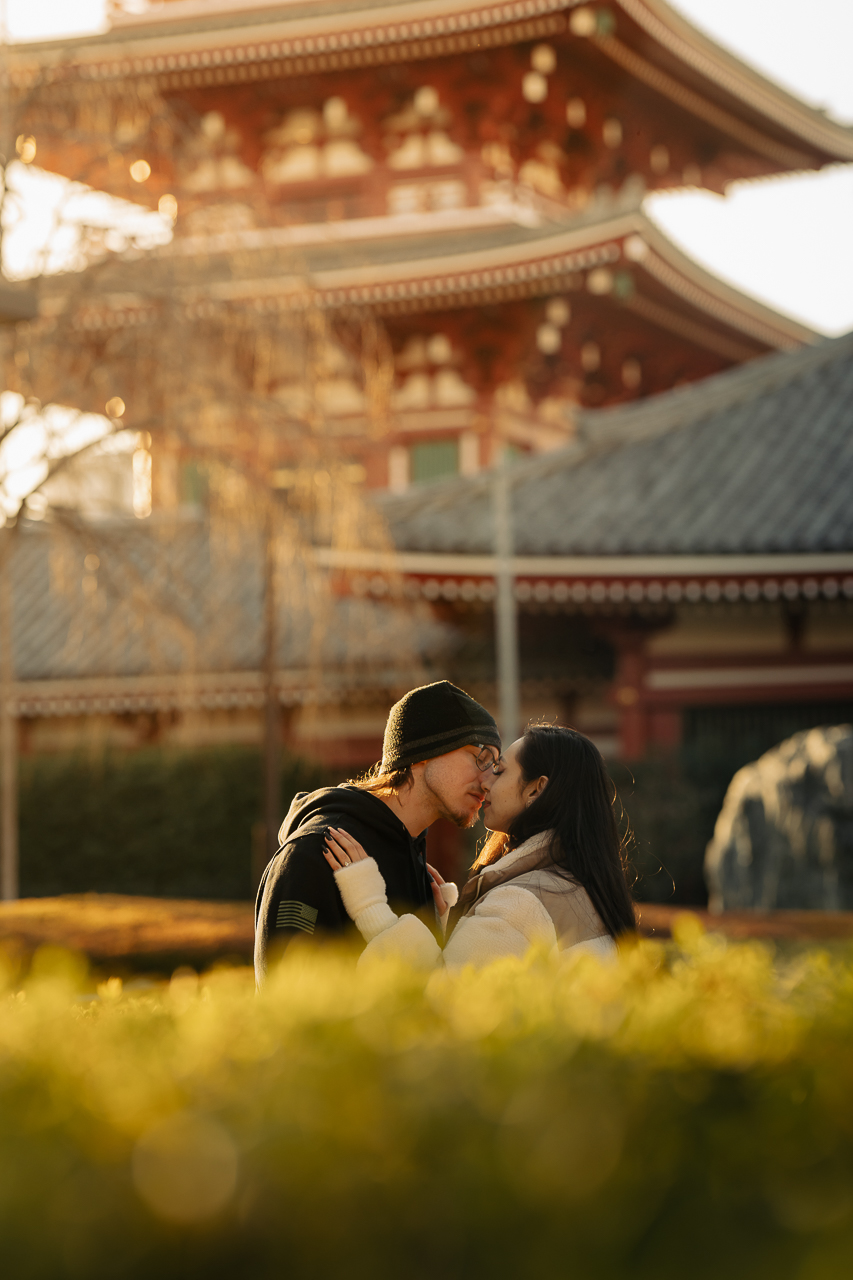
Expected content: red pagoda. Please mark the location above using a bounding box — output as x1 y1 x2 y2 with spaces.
12 0 851 499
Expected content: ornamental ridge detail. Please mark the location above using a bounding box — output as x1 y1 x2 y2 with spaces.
45 1 586 85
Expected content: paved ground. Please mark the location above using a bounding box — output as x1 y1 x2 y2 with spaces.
0 893 254 973
637 903 853 942
1 895 851 974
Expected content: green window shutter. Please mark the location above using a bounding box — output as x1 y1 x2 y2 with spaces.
410 440 459 485
180 461 209 507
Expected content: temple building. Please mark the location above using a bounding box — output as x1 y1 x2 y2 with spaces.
4 0 851 798
13 331 853 767
11 0 852 499
7 317 852 889
333 331 853 761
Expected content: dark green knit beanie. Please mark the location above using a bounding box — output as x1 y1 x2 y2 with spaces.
381 680 500 772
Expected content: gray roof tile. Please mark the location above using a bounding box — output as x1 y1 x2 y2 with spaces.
10 520 451 684
381 332 853 557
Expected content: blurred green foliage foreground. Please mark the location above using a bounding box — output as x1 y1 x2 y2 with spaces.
4 923 853 1280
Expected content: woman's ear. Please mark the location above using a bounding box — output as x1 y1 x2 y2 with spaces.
524 775 548 808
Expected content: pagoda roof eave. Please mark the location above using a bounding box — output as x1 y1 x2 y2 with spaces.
62 205 815 358
626 212 817 349
316 545 853 581
133 206 814 353
9 0 853 167
306 208 814 349
617 0 853 163
2 0 602 66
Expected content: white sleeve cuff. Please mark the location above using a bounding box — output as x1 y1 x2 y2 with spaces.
333 859 399 942
334 857 388 918
353 901 398 942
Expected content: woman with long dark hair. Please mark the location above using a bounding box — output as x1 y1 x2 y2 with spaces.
324 724 635 967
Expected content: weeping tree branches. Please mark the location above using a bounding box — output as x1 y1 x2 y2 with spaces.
0 48 416 894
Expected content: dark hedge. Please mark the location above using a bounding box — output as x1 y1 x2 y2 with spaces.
15 742 752 907
618 740 793 908
18 746 331 901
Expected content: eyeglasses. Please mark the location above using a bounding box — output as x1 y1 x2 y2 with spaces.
473 745 500 773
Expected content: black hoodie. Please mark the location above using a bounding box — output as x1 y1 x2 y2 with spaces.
254 784 434 981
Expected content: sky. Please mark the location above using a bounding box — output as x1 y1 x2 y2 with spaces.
650 0 853 336
3 0 853 336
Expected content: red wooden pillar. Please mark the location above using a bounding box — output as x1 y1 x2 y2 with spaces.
612 637 648 761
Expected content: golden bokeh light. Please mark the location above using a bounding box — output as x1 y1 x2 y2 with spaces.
15 135 36 164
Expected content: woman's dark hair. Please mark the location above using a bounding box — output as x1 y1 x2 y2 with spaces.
473 724 635 939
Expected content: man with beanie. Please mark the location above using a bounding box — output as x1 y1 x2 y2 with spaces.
254 681 500 982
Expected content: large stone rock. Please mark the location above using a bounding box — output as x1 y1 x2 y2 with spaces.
705 725 853 912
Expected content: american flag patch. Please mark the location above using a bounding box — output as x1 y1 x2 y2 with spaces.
275 900 319 935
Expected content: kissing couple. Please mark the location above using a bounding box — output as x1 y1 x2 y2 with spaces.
255 680 634 981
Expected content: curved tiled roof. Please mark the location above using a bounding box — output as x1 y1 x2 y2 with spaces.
9 520 451 686
11 0 853 163
614 0 853 161
379 330 853 556
66 204 814 357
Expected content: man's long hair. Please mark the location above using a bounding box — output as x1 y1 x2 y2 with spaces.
349 762 414 796
473 724 636 939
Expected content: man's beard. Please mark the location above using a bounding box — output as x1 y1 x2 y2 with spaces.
424 776 481 829
442 803 479 830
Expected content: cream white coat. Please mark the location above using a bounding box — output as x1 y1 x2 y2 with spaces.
334 830 616 969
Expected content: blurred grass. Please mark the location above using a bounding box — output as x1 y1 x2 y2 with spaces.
3 927 853 1278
